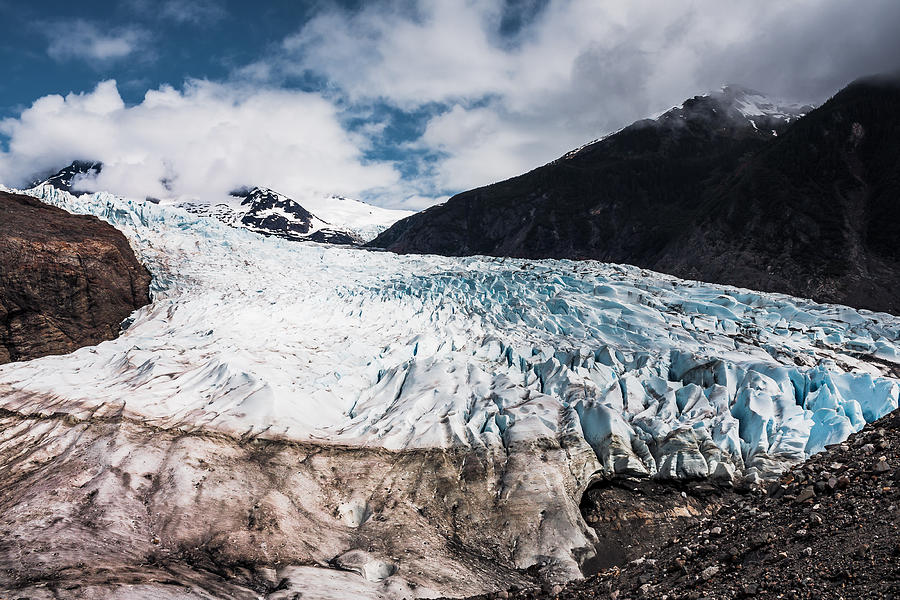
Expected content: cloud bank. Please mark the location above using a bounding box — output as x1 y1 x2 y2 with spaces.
270 0 900 195
0 80 399 205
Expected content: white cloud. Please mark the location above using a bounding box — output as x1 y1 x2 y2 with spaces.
250 0 900 199
0 80 400 205
161 0 227 25
45 20 148 63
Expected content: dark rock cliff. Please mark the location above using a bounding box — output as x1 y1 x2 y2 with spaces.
0 191 151 363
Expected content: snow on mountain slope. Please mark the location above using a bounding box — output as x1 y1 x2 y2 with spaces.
37 160 103 193
1 184 899 597
720 84 811 121
650 84 812 138
563 85 811 159
178 186 365 245
299 193 414 241
177 187 411 244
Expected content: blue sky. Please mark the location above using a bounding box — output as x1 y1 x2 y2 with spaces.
1 0 899 209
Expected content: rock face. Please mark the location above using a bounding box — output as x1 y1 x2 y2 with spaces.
579 477 737 571
0 191 151 363
371 76 900 315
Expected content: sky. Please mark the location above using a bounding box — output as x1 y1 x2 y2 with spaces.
1 0 899 210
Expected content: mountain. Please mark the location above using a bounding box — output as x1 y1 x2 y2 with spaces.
35 162 411 244
0 190 150 363
32 160 102 193
370 77 900 314
178 187 365 245
181 187 413 244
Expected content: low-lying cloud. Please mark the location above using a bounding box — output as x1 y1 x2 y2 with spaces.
0 80 400 205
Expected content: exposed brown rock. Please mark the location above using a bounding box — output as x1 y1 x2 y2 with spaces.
579 478 736 572
0 190 151 363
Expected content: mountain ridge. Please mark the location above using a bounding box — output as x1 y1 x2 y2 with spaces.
370 76 900 314
178 186 365 245
33 163 411 244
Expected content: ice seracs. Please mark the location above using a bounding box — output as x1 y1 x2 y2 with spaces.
5 183 898 479
1 183 899 597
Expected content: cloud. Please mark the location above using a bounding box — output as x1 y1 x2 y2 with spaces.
9 1 900 210
45 20 149 63
249 0 900 198
123 0 226 26
0 80 400 205
160 0 227 25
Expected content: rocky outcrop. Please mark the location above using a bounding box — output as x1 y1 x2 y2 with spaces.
579 477 737 572
371 76 900 315
0 191 151 363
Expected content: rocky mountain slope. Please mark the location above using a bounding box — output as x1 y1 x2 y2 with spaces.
179 186 365 245
32 160 102 194
474 408 900 600
0 190 150 363
371 76 900 314
1 184 898 598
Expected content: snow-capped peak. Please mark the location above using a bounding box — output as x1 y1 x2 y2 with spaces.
563 85 815 161
661 84 814 132
32 160 101 193
178 186 365 245
719 84 812 122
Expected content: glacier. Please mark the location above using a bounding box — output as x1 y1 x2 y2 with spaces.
1 183 899 598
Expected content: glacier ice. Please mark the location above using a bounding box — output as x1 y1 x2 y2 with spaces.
2 183 900 597
1 184 898 483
